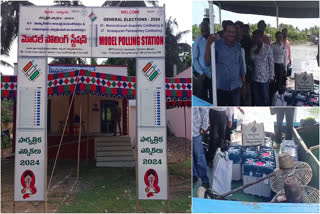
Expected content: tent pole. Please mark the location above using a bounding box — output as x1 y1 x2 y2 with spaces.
184 106 187 158
86 94 89 163
77 105 82 181
209 1 217 105
218 2 221 29
276 3 279 30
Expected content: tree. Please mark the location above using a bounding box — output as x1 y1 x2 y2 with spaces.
101 58 136 76
1 100 14 123
1 1 33 56
192 24 201 40
90 58 98 65
1 1 33 68
192 23 222 41
165 17 191 77
49 58 86 65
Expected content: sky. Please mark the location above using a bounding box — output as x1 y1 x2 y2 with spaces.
192 0 320 29
0 0 192 75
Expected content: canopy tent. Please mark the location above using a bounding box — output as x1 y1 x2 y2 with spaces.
1 72 192 107
207 1 319 105
212 1 319 18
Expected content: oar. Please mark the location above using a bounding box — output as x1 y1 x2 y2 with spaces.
215 168 281 199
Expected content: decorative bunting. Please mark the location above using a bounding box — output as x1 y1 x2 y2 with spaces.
1 75 17 101
1 71 191 106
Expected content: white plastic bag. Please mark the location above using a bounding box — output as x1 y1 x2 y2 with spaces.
211 149 232 195
272 93 287 106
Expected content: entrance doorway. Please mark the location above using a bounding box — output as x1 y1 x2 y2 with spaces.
100 100 116 134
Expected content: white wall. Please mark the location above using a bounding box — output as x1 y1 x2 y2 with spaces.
128 104 191 145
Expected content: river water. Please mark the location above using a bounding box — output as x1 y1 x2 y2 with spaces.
291 42 320 81
234 107 319 133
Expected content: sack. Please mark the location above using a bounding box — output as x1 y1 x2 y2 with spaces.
272 93 287 106
295 72 314 92
212 149 232 195
241 122 265 146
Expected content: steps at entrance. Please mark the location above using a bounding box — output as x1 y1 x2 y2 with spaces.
95 136 135 167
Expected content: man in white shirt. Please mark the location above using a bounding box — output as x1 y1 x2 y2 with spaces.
271 31 287 99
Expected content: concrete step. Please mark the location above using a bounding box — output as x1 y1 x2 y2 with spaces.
96 151 133 157
95 137 130 142
96 142 131 147
96 156 134 162
96 161 135 167
96 146 132 151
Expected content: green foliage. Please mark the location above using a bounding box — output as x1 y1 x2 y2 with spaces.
1 135 12 149
183 53 192 68
192 24 221 41
192 24 201 40
165 17 191 77
1 100 13 123
90 58 98 65
101 58 136 76
192 22 316 43
1 1 33 56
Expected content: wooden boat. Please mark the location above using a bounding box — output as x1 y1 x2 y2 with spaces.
193 123 320 213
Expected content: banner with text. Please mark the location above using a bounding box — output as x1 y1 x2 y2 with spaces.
136 58 167 200
18 6 165 58
14 57 47 201
241 122 265 146
295 72 314 92
92 7 165 57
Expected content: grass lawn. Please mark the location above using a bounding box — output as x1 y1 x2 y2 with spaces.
57 159 191 213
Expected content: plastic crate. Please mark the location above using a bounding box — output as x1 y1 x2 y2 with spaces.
242 146 258 162
295 92 308 102
228 146 242 181
307 95 319 106
259 146 275 162
242 159 275 198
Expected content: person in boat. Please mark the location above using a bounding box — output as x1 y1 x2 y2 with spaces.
192 107 210 190
271 31 287 101
257 20 271 45
205 21 246 106
193 20 214 103
216 20 227 40
270 107 295 150
282 28 292 75
225 107 245 141
240 23 254 106
207 107 233 168
251 30 274 106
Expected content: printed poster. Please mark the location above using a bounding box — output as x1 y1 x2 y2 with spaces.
136 58 167 200
18 6 165 58
14 57 47 201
